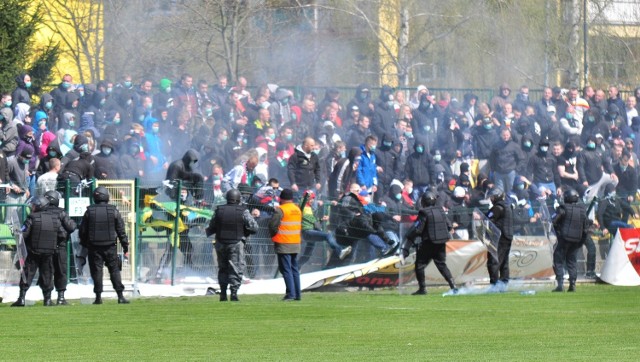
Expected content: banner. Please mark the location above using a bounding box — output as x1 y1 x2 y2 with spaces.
339 237 555 289
599 228 640 286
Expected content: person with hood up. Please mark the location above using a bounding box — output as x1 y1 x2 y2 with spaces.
375 133 400 195
34 111 56 158
83 90 107 130
15 123 39 196
1 107 19 157
371 85 396 139
526 137 560 197
154 78 174 112
577 135 616 201
328 147 361 200
142 117 168 182
490 82 511 114
287 137 321 193
597 183 638 240
12 74 31 106
268 87 293 129
118 137 144 179
57 134 94 184
36 140 62 178
165 148 204 200
94 139 122 179
404 141 432 201
346 84 374 119
38 93 57 131
12 102 30 125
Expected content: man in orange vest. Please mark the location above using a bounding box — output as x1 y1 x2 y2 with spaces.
269 188 302 301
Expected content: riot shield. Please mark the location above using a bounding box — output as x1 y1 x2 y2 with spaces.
472 208 501 262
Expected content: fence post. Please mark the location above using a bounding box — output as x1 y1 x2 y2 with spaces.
134 178 140 282
171 180 182 286
65 179 71 284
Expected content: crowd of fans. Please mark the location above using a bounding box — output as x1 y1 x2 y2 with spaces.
2 72 640 263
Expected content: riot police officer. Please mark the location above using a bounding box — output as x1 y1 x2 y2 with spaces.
12 196 74 307
79 186 130 304
44 190 76 304
552 189 589 292
486 187 513 290
206 189 258 302
402 191 457 295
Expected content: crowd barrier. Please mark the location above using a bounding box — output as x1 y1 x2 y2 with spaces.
0 179 619 290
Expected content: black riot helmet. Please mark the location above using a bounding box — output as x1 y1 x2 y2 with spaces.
488 187 505 203
31 196 50 212
564 189 580 204
44 190 61 207
226 189 242 204
93 186 110 203
420 191 437 207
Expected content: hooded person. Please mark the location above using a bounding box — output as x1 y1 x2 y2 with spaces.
404 141 432 200
0 107 19 157
38 93 56 128
142 116 168 182
153 78 174 112
346 84 373 119
58 133 95 184
119 137 144 179
165 149 204 200
83 90 107 129
77 112 101 140
375 133 400 196
268 87 293 127
34 112 57 158
490 83 511 114
371 85 396 138
12 102 30 125
94 138 121 179
12 73 31 106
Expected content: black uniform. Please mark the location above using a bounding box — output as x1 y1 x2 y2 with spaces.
403 206 456 293
486 199 513 285
46 205 76 295
552 203 588 290
17 207 64 303
79 202 129 297
206 203 258 297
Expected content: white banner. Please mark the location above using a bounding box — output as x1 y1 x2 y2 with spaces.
600 229 640 286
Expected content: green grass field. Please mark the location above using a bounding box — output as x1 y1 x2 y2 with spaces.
2 284 639 361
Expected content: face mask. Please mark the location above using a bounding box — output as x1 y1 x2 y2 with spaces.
165 87 171 94
566 113 573 120
45 101 52 109
268 133 276 140
369 145 376 152
152 126 160 133
404 131 413 138
587 116 595 122
383 141 392 147
340 151 346 158
146 103 153 111
22 158 30 164
100 99 106 107
387 101 394 108
114 117 121 125
107 87 113 94
608 191 616 198
25 81 31 88
587 142 596 149
281 98 289 105
4 101 12 108
483 124 492 130
124 81 132 88
221 135 228 141
517 184 525 190
102 147 112 156
285 134 293 141
610 113 618 119
416 146 424 154
280 159 287 167
68 120 75 127
434 154 442 162
312 149 320 155
261 102 270 109
62 82 71 89
130 147 139 155
524 141 532 148
359 93 367 101
395 193 402 201
424 125 431 132
540 146 549 153
80 144 89 153
48 150 57 157
621 165 628 172
205 108 213 116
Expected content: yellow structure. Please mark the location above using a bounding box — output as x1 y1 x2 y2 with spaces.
32 0 103 86
378 0 399 87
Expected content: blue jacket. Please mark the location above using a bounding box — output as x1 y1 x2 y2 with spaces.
356 145 377 188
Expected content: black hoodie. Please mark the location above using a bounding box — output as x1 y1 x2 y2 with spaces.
375 133 400 187
12 73 31 105
346 84 373 118
371 85 396 138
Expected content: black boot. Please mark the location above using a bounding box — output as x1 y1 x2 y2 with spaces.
219 285 228 302
117 291 130 304
568 282 576 292
93 293 103 305
412 287 427 295
11 290 27 307
447 278 458 294
57 291 68 305
43 291 53 306
552 280 563 292
230 289 239 302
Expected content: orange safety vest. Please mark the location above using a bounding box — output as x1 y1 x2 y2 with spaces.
272 202 302 244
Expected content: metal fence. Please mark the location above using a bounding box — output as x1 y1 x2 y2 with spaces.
0 179 617 290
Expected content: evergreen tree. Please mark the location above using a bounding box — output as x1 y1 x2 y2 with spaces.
0 0 59 98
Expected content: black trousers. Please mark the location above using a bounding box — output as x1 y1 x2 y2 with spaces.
487 237 512 285
20 252 53 294
88 245 124 294
553 238 582 284
414 241 455 289
53 245 68 291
